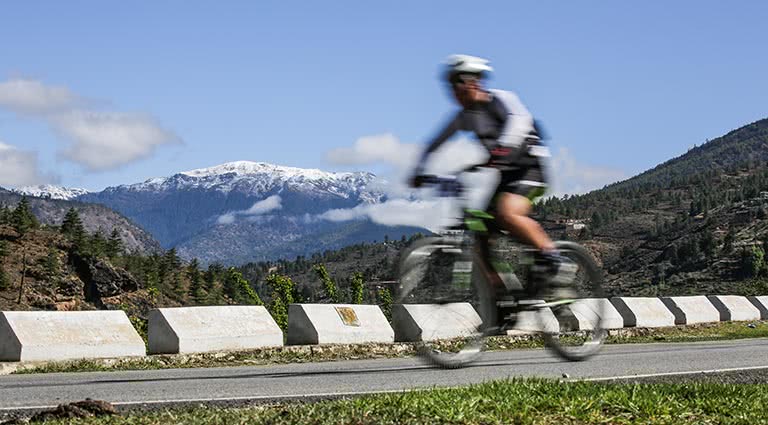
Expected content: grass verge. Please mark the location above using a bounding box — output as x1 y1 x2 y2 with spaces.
8 320 768 375
39 378 768 424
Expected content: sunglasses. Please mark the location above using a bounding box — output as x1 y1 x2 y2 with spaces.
450 74 480 87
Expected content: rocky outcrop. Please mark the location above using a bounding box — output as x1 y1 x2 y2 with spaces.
86 259 139 300
69 253 140 306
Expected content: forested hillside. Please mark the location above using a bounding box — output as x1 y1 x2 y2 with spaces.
536 118 768 296
0 198 397 334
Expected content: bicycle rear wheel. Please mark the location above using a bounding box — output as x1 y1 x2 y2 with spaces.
537 241 607 361
395 237 495 368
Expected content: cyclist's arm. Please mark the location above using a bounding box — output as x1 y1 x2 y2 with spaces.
490 89 536 150
413 115 461 176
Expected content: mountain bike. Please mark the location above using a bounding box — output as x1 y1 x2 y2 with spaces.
395 167 607 368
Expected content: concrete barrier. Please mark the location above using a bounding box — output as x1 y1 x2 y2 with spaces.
661 296 720 325
503 300 559 335
707 296 762 322
392 303 481 342
748 296 768 320
287 304 394 345
0 311 145 362
566 298 625 330
610 297 676 328
507 309 559 335
148 306 283 354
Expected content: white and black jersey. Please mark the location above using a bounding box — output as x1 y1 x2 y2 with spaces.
417 89 549 200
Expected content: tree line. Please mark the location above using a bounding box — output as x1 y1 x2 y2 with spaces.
0 198 398 328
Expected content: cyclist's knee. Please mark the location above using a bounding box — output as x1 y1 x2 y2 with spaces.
496 193 532 219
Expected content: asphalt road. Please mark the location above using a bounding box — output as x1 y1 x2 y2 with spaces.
1 338 767 414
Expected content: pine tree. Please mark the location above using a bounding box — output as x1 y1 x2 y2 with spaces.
0 206 11 225
741 245 765 278
61 208 86 248
164 248 181 270
171 271 184 299
591 210 603 229
377 287 393 321
106 229 124 259
350 272 365 304
265 274 295 330
222 267 245 303
187 258 205 304
11 197 38 235
266 274 295 305
43 247 60 280
700 231 716 259
204 263 224 304
313 264 339 302
88 230 108 258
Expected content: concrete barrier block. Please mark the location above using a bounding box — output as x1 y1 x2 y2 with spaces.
748 296 768 320
148 306 283 354
507 309 559 335
707 296 762 322
392 303 481 342
504 300 559 335
287 304 394 345
0 311 145 362
567 298 625 330
661 296 720 325
610 297 675 328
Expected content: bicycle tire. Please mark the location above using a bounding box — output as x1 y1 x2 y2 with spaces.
395 236 496 368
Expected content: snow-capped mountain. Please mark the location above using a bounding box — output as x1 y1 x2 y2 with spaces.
15 185 91 200
77 161 418 264
104 161 381 203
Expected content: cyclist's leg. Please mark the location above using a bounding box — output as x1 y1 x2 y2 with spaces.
495 192 554 252
492 164 553 252
491 164 576 290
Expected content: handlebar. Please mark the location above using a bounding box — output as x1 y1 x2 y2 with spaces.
412 162 490 197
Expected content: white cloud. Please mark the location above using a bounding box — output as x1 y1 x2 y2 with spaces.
243 195 282 215
217 195 282 225
217 213 236 225
322 133 497 230
548 147 627 196
326 133 420 169
327 133 488 199
0 78 180 172
54 111 180 171
0 79 82 115
0 141 53 187
327 133 487 175
319 198 458 230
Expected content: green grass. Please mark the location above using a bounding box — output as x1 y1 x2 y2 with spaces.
11 321 768 375
40 378 768 424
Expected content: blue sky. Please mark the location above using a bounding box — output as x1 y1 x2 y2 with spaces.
1 1 767 194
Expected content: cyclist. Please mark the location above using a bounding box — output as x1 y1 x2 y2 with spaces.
409 54 573 295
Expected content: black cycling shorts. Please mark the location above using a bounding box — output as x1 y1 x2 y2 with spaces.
492 153 548 203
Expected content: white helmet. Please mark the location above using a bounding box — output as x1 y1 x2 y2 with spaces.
444 54 493 83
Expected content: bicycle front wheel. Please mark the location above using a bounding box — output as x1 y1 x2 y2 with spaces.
394 237 495 369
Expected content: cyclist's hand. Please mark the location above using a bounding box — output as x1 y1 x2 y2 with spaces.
409 174 425 188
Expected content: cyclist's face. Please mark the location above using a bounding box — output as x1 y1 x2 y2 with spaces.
451 78 481 108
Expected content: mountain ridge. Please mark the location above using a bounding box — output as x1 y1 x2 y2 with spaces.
73 161 417 264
